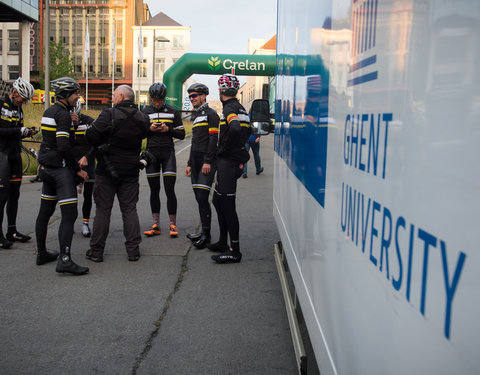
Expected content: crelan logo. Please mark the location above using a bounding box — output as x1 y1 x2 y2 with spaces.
208 56 221 71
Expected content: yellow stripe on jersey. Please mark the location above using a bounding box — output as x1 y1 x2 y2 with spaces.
227 113 238 123
192 122 208 128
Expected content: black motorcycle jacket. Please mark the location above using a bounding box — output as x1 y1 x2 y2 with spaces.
142 103 185 152
0 95 24 155
37 101 80 172
86 100 149 178
218 98 251 163
188 102 219 166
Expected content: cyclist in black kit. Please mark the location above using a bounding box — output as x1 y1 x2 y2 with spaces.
209 74 251 264
0 77 36 248
71 101 95 237
142 82 185 238
35 77 89 275
184 83 219 249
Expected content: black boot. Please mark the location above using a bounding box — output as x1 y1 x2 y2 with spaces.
186 232 202 241
36 250 59 265
193 229 211 249
56 248 89 275
0 234 13 249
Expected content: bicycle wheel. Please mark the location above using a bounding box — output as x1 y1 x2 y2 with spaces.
21 147 30 174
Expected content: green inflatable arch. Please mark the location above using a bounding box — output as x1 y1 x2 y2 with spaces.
163 53 276 109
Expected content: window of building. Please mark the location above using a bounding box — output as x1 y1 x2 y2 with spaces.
0 30 2 52
155 58 165 79
115 64 122 74
99 49 109 75
8 65 19 80
137 59 147 77
8 30 19 52
0 65 2 80
173 36 183 49
155 37 167 49
74 56 82 73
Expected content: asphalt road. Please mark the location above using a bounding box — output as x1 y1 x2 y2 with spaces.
0 134 303 374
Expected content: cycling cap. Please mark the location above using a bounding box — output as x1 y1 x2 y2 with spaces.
218 74 239 96
149 82 167 99
51 77 80 99
187 83 209 96
13 77 35 100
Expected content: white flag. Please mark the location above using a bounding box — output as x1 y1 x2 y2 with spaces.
84 19 90 61
138 25 144 61
110 22 116 62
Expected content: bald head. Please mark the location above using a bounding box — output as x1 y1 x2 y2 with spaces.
113 85 135 105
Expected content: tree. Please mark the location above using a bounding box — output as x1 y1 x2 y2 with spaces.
38 40 75 89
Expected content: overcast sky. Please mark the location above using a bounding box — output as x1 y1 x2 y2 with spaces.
145 0 277 100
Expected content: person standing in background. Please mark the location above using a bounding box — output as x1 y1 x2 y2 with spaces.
142 82 185 239
242 133 264 178
184 83 219 249
71 101 95 237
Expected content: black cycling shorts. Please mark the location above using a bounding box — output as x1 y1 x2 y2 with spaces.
190 151 216 191
0 152 23 187
146 149 176 179
215 157 243 195
38 165 78 206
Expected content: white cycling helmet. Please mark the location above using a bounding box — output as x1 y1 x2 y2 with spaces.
13 77 35 100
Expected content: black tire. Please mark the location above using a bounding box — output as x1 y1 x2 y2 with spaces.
21 147 31 174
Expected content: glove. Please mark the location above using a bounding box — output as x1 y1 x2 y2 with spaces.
20 127 31 138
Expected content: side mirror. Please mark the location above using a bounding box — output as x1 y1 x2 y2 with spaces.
250 99 273 136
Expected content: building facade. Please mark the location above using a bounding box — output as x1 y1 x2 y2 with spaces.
238 36 276 112
132 12 190 105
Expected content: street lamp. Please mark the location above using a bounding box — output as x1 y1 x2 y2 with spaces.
152 30 169 84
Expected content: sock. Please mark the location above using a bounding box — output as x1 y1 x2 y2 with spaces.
152 213 160 226
169 214 176 226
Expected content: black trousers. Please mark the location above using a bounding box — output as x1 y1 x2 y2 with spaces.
90 174 141 256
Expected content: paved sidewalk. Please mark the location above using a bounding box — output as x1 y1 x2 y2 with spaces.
0 135 299 374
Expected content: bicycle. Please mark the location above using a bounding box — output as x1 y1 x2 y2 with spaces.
20 139 41 175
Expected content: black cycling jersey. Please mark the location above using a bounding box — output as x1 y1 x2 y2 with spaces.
218 98 251 163
37 102 80 172
0 95 23 155
72 113 95 161
188 103 219 166
142 103 185 152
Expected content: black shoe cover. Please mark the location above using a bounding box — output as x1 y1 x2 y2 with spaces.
56 255 89 275
36 250 59 265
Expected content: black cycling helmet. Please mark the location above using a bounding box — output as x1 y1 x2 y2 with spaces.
149 82 167 99
51 77 80 99
187 83 209 96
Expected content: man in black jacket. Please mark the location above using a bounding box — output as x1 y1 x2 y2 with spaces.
35 77 89 275
85 85 150 263
0 77 36 249
209 74 251 264
184 83 219 249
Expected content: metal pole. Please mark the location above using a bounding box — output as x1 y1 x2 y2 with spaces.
85 15 89 110
152 29 155 84
44 0 50 109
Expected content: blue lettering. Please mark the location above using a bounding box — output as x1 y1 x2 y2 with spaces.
369 200 380 266
440 241 466 339
392 216 405 291
361 194 371 253
367 113 380 176
355 190 361 245
380 206 392 279
406 224 415 302
347 186 357 241
359 114 368 171
382 113 392 179
344 115 350 165
350 114 359 167
340 182 347 232
418 228 437 316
